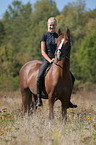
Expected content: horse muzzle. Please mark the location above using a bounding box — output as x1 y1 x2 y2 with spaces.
55 49 62 61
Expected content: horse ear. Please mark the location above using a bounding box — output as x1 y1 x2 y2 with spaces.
58 29 62 36
66 28 70 37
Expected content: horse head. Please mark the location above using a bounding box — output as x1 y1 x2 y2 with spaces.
55 28 71 62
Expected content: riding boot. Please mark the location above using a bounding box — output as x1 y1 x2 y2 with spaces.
36 76 44 107
68 101 77 108
36 94 43 107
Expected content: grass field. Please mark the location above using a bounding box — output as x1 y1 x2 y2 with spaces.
0 87 96 145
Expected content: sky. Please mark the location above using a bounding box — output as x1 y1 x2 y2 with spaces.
0 0 96 19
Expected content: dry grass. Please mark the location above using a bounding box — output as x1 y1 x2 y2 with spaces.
0 88 96 145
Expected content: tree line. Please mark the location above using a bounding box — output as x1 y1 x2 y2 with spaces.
0 0 96 90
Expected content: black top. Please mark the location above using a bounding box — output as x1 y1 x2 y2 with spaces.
40 31 58 59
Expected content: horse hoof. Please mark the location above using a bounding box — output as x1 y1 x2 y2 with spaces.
36 102 43 107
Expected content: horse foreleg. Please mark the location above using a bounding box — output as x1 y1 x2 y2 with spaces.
22 95 26 115
62 102 67 123
32 94 37 111
49 96 54 119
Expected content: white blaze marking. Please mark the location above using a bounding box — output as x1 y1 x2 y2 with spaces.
58 38 64 50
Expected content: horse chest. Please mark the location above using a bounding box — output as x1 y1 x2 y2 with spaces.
53 77 71 97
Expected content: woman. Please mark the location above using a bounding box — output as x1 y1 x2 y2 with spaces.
36 17 77 108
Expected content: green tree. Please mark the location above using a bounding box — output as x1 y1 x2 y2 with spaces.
82 9 96 36
61 0 86 52
0 21 5 46
33 0 59 23
2 1 32 77
76 30 96 82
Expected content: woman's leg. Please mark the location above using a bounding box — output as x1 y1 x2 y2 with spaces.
36 59 50 107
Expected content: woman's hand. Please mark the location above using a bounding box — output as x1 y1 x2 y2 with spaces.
50 58 55 63
41 41 55 63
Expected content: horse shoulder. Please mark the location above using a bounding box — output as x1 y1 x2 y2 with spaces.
45 65 60 94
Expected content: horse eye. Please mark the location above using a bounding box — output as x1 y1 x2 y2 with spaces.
66 41 68 44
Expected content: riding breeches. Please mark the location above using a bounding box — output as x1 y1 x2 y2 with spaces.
37 59 50 95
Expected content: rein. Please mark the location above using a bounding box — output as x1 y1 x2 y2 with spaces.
44 61 63 77
56 49 70 61
53 61 63 69
44 55 70 77
45 36 71 76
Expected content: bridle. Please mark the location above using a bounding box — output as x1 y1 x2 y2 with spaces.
55 37 71 62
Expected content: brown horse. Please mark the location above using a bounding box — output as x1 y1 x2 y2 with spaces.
19 29 73 121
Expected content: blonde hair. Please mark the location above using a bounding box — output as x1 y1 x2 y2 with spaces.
48 17 57 25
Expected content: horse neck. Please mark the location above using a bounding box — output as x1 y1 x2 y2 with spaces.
63 58 70 72
53 58 70 78
57 57 70 77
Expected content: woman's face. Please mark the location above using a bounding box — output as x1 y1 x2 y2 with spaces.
48 22 56 33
